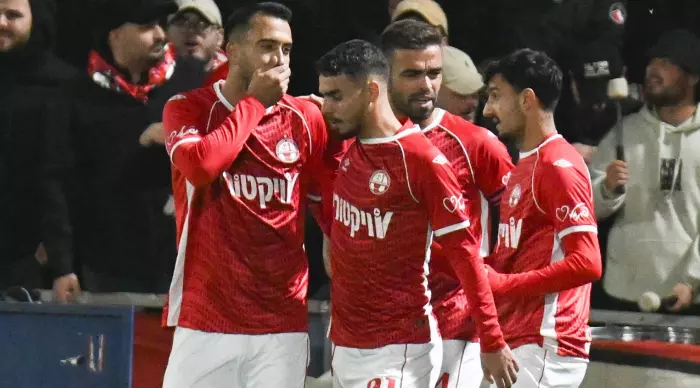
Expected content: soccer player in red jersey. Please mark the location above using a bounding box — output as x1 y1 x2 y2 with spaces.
160 3 343 388
378 20 515 388
482 49 603 388
316 40 518 388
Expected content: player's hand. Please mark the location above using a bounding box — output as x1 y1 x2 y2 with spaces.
248 64 291 107
482 345 519 388
139 122 166 146
603 160 629 194
668 283 694 311
53 273 81 303
298 94 324 109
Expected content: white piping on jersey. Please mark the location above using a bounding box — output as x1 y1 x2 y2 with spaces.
214 80 275 114
518 134 562 160
423 226 440 343
396 141 420 203
167 181 196 326
531 155 546 214
540 233 564 351
559 225 597 239
420 108 446 132
205 100 221 132
358 125 421 144
434 220 470 237
278 102 314 156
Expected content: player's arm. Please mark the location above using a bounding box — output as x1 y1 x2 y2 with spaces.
471 131 515 206
487 161 602 297
413 147 506 352
162 94 266 187
302 101 348 236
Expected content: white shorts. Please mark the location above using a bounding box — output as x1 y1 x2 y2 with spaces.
438 340 482 388
163 327 309 388
485 344 588 388
331 341 443 388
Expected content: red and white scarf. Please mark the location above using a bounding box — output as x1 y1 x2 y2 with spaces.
87 45 176 103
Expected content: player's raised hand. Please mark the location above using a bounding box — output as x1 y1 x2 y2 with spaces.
248 64 291 107
482 345 519 388
603 160 629 194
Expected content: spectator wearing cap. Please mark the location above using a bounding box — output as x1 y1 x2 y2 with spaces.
568 41 642 162
590 29 700 314
61 0 205 293
391 0 448 44
0 0 80 302
437 46 483 122
167 0 225 73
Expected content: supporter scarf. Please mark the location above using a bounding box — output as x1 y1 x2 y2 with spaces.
87 45 176 103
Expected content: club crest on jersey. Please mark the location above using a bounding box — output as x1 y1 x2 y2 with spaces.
275 138 300 164
509 184 522 207
369 170 391 195
609 2 626 25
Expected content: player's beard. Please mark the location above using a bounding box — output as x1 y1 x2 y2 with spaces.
390 86 435 122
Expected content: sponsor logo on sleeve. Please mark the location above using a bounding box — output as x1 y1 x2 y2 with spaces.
168 94 187 101
555 202 590 222
432 154 448 165
443 194 466 213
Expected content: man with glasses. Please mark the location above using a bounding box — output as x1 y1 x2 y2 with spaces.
167 0 226 74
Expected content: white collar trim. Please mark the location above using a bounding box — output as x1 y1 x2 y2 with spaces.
214 80 274 114
420 108 446 133
359 125 421 145
519 134 562 159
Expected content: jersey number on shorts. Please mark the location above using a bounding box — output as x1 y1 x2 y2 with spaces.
367 377 397 388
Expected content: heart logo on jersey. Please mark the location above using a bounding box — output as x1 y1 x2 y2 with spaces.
556 206 570 221
443 195 465 213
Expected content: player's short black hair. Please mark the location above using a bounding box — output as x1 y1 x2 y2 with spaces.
316 39 390 82
224 2 292 43
484 49 563 112
380 19 443 59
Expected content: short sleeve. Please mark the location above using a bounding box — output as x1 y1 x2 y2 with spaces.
534 158 598 239
163 94 203 160
413 145 472 238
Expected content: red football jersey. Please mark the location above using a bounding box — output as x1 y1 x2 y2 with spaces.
162 80 341 334
489 134 599 358
422 109 514 341
329 124 504 351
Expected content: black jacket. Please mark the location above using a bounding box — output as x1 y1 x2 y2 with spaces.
62 55 205 292
0 0 78 287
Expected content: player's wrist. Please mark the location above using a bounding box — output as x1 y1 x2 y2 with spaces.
479 336 507 353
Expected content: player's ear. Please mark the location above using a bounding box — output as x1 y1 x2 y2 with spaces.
225 41 240 65
367 79 380 103
520 88 537 111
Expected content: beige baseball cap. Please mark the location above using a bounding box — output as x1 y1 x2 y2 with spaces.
174 0 223 26
391 0 448 36
442 46 483 95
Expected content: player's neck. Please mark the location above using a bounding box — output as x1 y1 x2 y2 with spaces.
220 75 248 108
416 108 439 129
359 105 403 140
520 112 558 152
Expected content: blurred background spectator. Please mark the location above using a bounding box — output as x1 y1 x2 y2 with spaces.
437 46 483 123
61 0 204 293
0 0 79 301
591 29 700 314
166 0 225 74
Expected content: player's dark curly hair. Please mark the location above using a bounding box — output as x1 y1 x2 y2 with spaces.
379 19 443 58
484 49 563 112
224 2 292 43
316 39 389 81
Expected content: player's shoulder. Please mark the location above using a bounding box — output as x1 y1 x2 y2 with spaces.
398 126 448 164
278 95 324 121
435 110 501 145
537 136 589 179
165 85 216 112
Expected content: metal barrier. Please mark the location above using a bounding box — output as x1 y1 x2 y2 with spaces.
7 292 699 388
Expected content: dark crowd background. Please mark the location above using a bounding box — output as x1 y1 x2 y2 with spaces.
2 0 700 314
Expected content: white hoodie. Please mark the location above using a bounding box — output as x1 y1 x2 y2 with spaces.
590 103 700 302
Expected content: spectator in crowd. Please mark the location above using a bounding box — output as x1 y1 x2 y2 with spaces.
167 0 225 74
591 29 700 313
569 41 643 162
437 45 484 123
62 0 205 293
0 0 79 301
390 0 448 44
